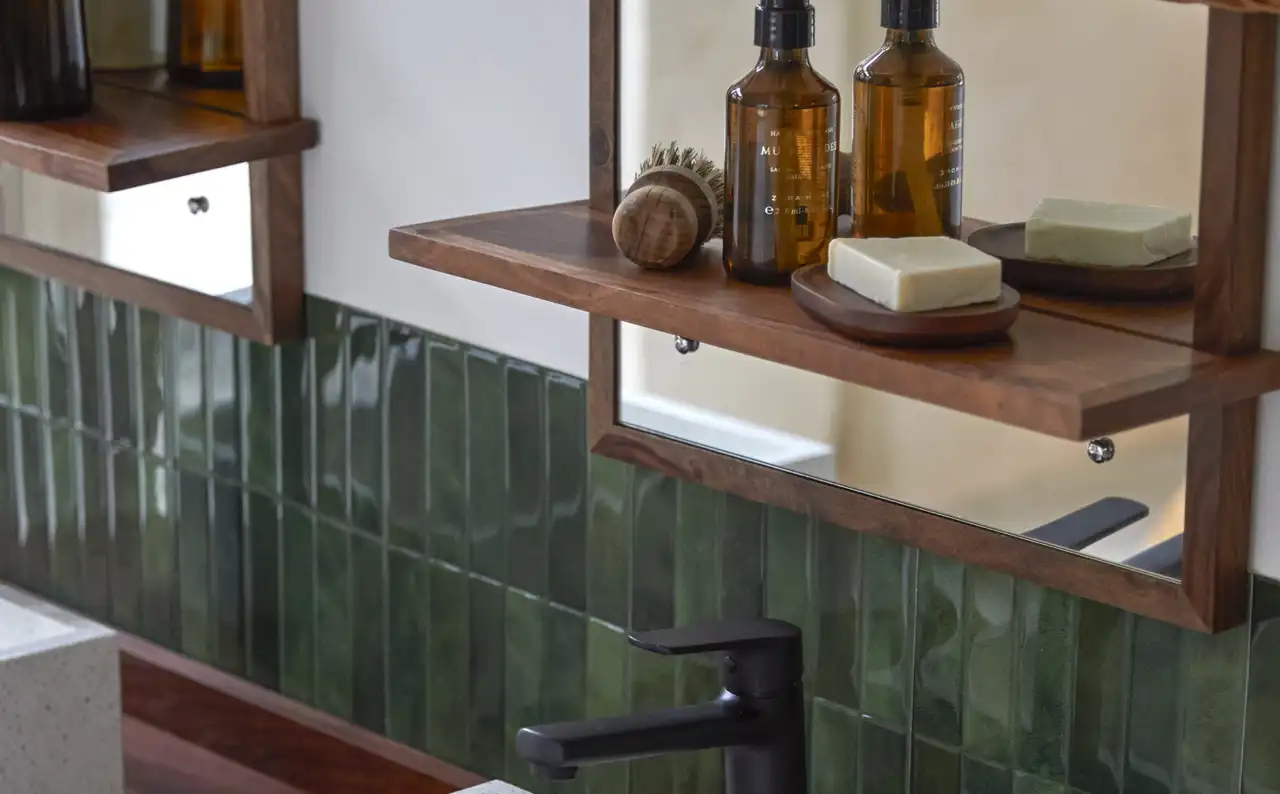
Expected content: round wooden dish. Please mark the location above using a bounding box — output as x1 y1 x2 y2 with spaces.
791 265 1021 348
967 222 1196 301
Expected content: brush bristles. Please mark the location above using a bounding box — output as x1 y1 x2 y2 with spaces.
636 142 726 236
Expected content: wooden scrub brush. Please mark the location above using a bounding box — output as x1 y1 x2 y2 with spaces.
613 143 725 270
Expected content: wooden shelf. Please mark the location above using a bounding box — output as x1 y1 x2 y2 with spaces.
0 82 317 192
389 202 1280 441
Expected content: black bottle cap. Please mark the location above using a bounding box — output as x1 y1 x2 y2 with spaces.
754 0 815 49
882 0 939 30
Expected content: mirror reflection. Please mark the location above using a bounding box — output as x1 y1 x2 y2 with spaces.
0 163 254 300
619 323 1188 577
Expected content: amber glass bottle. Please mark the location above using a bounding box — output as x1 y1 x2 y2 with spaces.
168 0 243 88
724 0 840 286
852 0 964 239
0 0 91 121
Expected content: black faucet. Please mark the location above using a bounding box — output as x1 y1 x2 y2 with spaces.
515 618 807 794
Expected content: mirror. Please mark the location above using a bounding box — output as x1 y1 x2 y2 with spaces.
0 163 254 300
616 0 1209 578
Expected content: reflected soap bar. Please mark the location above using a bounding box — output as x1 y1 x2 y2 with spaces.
1025 197 1192 267
827 236 1002 313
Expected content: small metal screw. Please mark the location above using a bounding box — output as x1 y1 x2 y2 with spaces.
188 196 210 215
1087 438 1116 464
674 336 700 355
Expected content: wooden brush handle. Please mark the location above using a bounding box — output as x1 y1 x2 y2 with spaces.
613 184 699 270
629 166 718 246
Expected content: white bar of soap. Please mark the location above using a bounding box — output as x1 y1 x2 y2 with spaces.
1025 197 1192 267
827 236 1002 313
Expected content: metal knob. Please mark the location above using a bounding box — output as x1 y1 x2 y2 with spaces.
188 196 210 215
674 336 700 355
1087 438 1115 464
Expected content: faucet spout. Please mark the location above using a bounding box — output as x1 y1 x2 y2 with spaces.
516 691 765 777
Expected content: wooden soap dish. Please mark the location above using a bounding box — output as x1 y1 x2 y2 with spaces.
967 223 1196 301
791 265 1021 348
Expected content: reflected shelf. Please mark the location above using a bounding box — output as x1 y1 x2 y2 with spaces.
389 201 1280 441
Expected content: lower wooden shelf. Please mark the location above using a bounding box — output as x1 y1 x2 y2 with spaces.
389 201 1280 441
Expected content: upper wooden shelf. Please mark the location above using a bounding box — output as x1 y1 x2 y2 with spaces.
0 79 317 192
389 202 1280 441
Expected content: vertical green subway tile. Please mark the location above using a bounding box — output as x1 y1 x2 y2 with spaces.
858 535 914 730
10 272 40 411
110 303 140 448
859 719 908 794
1012 583 1076 783
631 468 676 632
676 481 722 627
1068 601 1131 794
387 549 428 750
178 471 212 663
72 290 105 434
964 567 1017 766
48 425 81 608
914 738 962 794
546 372 586 611
0 410 17 583
587 455 632 627
1012 772 1064 794
428 339 466 568
630 634 676 794
810 699 859 794
766 507 815 680
80 434 111 619
964 757 1014 794
544 604 588 726
814 521 859 710
42 282 72 422
720 495 764 619
280 503 316 704
211 482 245 675
506 589 546 794
240 340 279 494
1180 619 1247 794
247 493 281 691
914 551 966 749
386 324 427 553
585 619 631 794
17 415 50 590
348 313 382 537
141 458 178 647
313 300 348 523
111 447 144 634
0 273 14 405
278 337 314 506
1243 578 1280 794
673 656 722 794
428 561 470 765
467 349 506 580
315 518 353 721
136 309 166 457
207 331 240 481
170 319 207 470
470 576 506 778
1124 617 1182 794
351 532 386 733
506 361 546 596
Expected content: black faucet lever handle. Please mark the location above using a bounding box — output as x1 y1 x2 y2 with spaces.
628 619 803 697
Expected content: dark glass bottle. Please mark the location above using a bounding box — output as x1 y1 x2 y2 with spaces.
0 0 92 121
724 0 841 286
167 0 243 88
852 0 964 239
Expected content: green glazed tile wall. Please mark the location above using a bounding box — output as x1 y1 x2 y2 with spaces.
2 264 1280 794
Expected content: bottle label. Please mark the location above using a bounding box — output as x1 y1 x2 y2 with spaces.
934 98 964 191
753 108 838 229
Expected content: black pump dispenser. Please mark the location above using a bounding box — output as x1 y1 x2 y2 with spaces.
882 0 939 30
754 0 815 50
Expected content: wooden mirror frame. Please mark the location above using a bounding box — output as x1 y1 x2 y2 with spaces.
0 0 310 344
585 3 1277 632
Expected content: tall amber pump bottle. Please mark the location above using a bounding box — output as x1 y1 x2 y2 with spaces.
852 0 964 239
724 0 840 286
167 0 243 88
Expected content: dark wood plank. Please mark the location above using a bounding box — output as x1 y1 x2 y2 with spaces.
390 202 1280 441
124 718 304 794
120 636 486 794
1018 295 1194 346
589 0 618 212
0 84 317 192
249 153 306 343
95 69 248 116
586 315 1200 629
241 0 302 124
